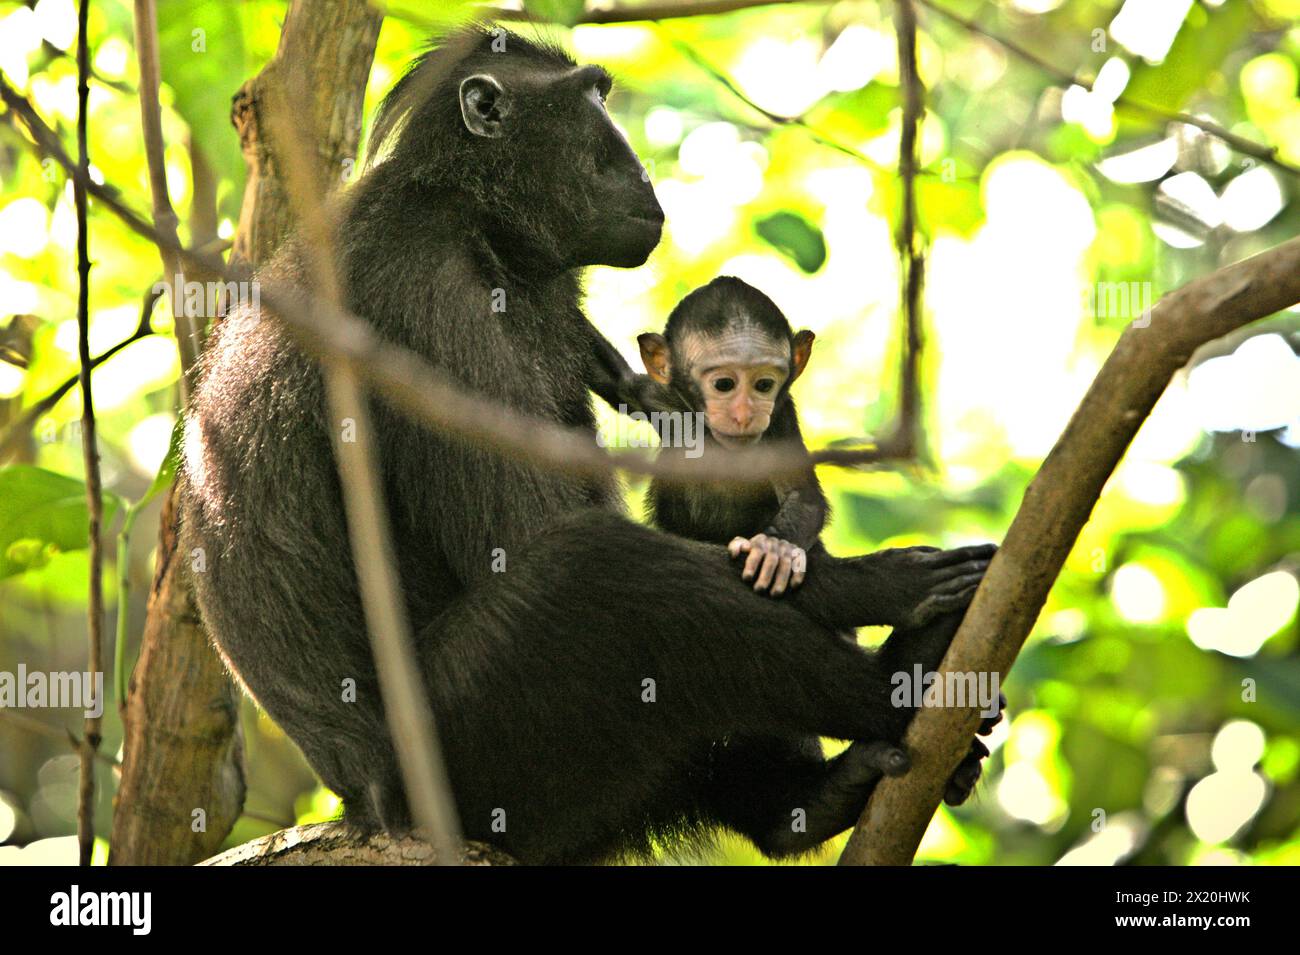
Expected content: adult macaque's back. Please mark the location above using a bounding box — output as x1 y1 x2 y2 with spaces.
180 28 996 863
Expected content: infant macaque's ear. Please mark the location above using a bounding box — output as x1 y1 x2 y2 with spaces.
637 333 672 384
791 330 815 382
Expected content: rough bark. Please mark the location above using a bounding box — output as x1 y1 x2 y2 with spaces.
110 486 244 864
109 0 382 865
200 822 517 866
840 235 1300 865
231 1 381 268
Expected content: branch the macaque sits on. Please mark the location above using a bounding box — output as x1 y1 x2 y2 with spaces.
181 26 1000 864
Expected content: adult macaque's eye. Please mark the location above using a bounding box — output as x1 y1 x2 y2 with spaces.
754 379 776 394
713 378 736 393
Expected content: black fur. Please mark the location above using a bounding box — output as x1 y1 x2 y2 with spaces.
634 279 991 837
641 277 828 550
180 27 995 863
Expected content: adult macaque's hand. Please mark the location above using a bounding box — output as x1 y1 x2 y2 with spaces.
868 543 997 629
728 533 807 596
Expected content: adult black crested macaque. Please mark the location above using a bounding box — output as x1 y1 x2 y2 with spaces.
181 26 1000 863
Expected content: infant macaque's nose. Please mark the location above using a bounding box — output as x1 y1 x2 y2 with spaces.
732 400 755 430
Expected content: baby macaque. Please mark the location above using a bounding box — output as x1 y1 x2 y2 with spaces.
607 276 829 597
588 276 1002 805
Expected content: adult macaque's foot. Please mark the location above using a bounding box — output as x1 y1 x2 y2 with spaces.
943 691 1006 805
855 739 911 778
978 692 1007 736
752 738 909 858
943 738 989 806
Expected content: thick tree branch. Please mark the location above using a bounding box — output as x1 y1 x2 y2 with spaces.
199 822 517 866
839 235 1300 865
231 1 380 267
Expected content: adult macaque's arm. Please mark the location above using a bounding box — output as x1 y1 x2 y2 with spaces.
588 326 685 415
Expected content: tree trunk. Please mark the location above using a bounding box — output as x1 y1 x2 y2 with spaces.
109 0 382 865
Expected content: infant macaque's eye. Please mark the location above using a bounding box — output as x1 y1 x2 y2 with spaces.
713 377 736 393
754 378 776 394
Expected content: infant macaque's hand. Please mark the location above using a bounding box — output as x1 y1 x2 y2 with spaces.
728 534 807 597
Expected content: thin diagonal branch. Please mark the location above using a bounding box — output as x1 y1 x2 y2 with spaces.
1 710 118 770
891 0 925 456
133 0 201 392
73 0 103 870
654 27 900 177
0 711 291 828
490 0 831 24
1 74 908 486
913 0 1300 177
0 284 159 464
472 0 1299 179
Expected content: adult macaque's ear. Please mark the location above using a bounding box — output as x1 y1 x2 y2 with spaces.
459 74 510 138
638 333 672 384
791 330 815 382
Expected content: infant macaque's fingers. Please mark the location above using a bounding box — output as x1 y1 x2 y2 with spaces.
767 540 797 597
753 546 782 592
788 547 807 589
741 536 770 581
728 537 751 559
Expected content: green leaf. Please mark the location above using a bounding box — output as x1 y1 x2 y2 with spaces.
754 211 827 273
157 1 247 221
918 177 984 237
523 0 586 27
806 84 895 141
1120 1 1249 126
1046 123 1104 164
139 416 185 512
0 466 121 579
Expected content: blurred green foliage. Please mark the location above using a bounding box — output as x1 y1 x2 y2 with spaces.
1 0 1298 866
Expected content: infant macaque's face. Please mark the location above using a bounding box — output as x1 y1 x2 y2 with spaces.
640 324 813 448
679 329 791 447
